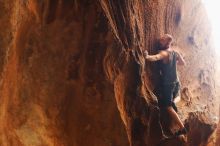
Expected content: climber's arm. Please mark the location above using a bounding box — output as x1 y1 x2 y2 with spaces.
176 51 186 66
144 50 167 62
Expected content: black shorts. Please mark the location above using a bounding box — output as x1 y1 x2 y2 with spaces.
158 82 180 109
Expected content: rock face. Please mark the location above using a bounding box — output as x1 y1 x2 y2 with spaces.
0 0 218 146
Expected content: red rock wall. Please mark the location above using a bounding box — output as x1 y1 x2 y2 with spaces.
0 0 218 146
0 1 128 146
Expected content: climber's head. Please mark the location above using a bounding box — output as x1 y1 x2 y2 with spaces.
158 34 173 50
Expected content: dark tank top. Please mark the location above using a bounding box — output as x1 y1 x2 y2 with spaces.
159 51 178 84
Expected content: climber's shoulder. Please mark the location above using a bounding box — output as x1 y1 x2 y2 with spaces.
158 50 169 58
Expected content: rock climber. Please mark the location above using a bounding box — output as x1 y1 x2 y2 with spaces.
144 34 187 137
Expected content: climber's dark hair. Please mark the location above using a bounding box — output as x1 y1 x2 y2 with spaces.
157 34 173 51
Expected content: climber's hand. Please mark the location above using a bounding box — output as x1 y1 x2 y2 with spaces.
144 50 149 58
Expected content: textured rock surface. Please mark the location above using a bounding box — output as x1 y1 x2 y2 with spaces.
0 0 218 146
0 1 128 146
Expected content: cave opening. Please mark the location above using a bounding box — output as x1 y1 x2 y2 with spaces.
202 0 220 56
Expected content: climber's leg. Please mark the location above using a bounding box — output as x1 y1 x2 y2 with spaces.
159 82 187 136
167 106 184 129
